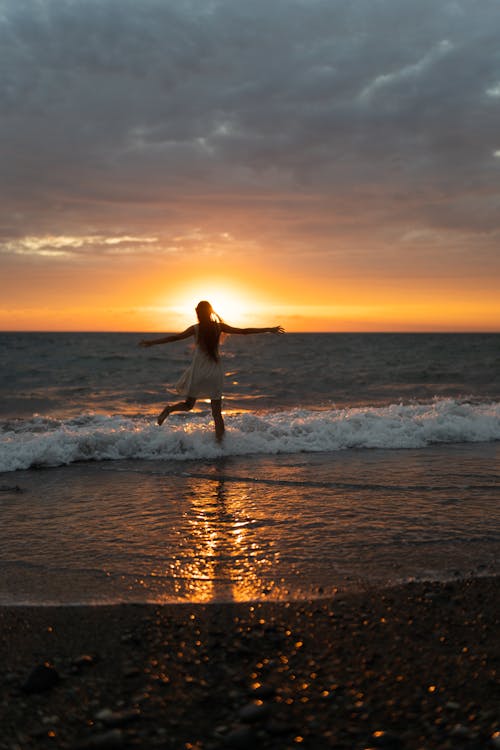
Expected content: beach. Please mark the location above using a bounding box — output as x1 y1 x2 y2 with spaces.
1 332 499 748
2 576 499 749
2 0 500 741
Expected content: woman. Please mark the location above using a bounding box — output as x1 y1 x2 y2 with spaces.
139 300 284 441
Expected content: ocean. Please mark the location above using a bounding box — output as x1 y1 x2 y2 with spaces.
0 332 499 604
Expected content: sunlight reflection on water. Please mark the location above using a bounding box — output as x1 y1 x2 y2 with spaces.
0 446 498 604
163 475 279 602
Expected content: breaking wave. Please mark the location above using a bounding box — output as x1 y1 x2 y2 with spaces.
1 399 499 472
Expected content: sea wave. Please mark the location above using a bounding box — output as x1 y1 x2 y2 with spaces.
1 399 499 472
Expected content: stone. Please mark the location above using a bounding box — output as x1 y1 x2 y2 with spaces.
122 665 141 678
95 709 115 723
95 708 141 727
77 729 124 749
73 654 98 668
41 715 60 725
490 731 500 749
238 702 270 723
223 725 256 749
450 724 471 738
22 664 60 694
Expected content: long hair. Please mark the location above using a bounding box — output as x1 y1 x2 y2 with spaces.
195 300 222 362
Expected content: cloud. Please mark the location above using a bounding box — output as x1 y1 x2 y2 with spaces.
0 0 500 280
0 234 160 257
359 39 454 102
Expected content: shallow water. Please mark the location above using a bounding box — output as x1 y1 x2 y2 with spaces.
1 332 498 604
1 444 498 605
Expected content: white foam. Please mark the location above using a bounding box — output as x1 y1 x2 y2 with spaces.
1 399 499 472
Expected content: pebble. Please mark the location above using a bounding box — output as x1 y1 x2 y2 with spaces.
490 731 500 749
94 707 141 726
122 665 141 678
41 715 60 725
77 729 124 749
223 725 256 749
95 709 115 723
73 654 98 668
450 724 471 738
22 664 60 694
238 702 270 723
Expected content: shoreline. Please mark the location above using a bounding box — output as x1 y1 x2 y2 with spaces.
1 576 499 749
0 569 498 609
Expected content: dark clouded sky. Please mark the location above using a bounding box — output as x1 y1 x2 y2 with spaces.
1 0 499 330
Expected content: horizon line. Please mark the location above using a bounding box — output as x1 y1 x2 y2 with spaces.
1 329 499 335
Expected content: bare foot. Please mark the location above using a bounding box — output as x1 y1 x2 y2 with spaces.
157 406 171 426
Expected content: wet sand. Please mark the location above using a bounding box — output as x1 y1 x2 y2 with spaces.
1 577 499 749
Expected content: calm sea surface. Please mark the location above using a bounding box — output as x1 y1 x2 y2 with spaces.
0 333 499 604
1 332 499 419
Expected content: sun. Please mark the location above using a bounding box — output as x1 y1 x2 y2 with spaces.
168 280 255 326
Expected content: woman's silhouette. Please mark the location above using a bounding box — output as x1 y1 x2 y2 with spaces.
139 300 284 441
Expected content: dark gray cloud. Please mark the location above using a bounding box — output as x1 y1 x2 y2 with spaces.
1 0 500 278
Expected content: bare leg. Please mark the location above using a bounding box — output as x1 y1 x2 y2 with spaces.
157 397 196 426
211 399 225 443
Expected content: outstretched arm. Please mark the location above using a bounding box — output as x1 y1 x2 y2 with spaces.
139 326 195 348
220 323 285 335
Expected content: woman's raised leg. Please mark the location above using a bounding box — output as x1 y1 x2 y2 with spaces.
157 397 196 426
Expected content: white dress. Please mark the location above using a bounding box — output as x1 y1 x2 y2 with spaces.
175 324 223 400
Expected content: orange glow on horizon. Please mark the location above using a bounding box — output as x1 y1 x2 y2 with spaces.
1 262 499 332
1 298 499 332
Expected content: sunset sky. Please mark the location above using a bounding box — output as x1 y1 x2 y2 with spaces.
1 0 499 332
